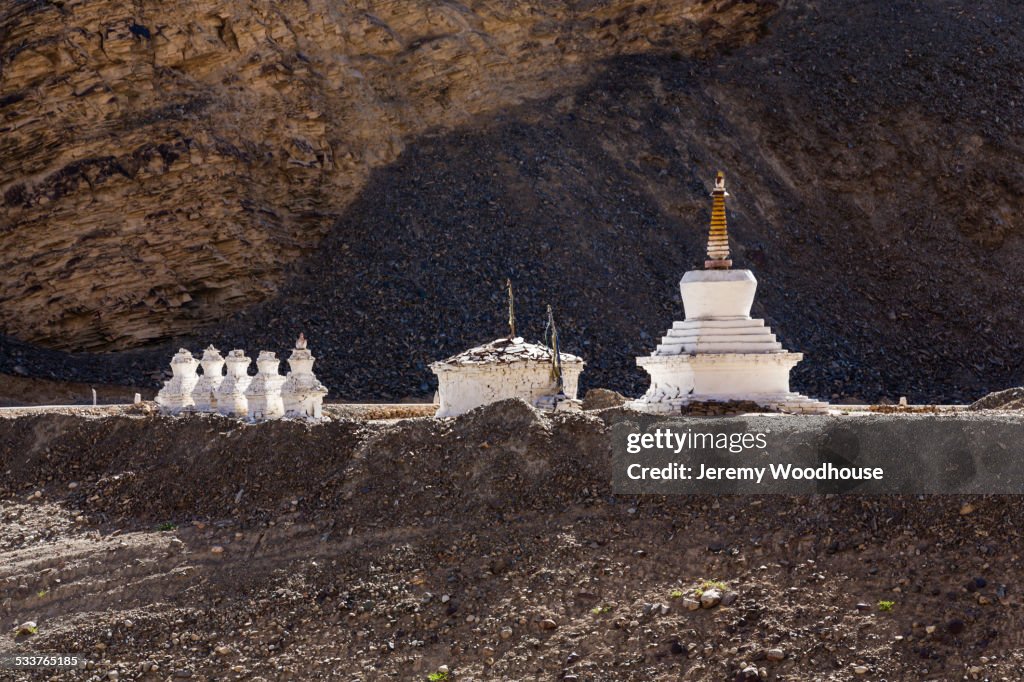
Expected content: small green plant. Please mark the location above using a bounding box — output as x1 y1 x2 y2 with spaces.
670 589 684 599
427 673 449 681
14 623 37 636
694 579 728 597
590 605 613 615
36 590 47 599
878 600 895 612
158 522 177 531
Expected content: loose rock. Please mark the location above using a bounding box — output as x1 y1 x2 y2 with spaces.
700 589 722 609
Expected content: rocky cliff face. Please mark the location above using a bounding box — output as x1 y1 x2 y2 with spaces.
4 0 1024 404
0 0 776 351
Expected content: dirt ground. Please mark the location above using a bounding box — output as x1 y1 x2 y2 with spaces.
1 401 1023 681
0 375 154 409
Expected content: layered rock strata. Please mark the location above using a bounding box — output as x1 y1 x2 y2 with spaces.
0 0 776 351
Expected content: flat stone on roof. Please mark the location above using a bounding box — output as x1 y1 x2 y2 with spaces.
432 336 582 367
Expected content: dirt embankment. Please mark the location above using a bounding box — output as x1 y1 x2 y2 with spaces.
1 402 1023 680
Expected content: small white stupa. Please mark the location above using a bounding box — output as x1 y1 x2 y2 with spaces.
281 333 329 419
216 350 252 417
628 172 827 414
246 351 286 420
431 282 584 417
191 345 225 412
156 349 199 415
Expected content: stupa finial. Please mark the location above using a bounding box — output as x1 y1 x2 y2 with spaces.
704 171 733 269
296 333 307 350
506 278 516 339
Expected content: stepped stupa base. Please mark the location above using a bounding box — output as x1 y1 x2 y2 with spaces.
626 350 827 413
631 171 828 416
626 393 829 415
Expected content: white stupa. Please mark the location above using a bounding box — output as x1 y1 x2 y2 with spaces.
191 345 225 412
246 351 286 420
430 283 584 417
628 172 828 414
216 350 252 417
155 349 199 415
281 334 329 419
431 337 584 417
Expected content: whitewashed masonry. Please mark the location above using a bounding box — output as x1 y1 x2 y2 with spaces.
628 172 828 414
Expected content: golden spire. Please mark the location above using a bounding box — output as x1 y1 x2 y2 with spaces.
705 171 732 269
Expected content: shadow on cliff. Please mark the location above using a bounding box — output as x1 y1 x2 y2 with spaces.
4 0 1024 404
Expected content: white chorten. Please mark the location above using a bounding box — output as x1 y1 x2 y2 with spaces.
192 345 225 412
156 349 200 415
431 337 584 417
216 350 252 417
430 284 584 417
628 172 828 414
246 351 286 420
281 334 329 419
